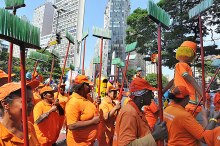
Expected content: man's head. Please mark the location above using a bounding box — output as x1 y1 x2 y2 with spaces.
107 86 117 100
136 67 142 76
129 78 158 106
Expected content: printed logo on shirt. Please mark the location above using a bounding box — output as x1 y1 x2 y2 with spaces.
164 112 175 121
217 136 220 140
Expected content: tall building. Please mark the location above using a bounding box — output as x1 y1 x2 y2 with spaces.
32 2 54 37
103 0 131 82
146 61 157 75
0 44 9 54
51 0 85 68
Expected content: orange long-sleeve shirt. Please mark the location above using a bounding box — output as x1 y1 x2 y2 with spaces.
213 92 220 111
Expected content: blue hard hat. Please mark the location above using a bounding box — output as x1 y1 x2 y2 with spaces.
26 72 32 80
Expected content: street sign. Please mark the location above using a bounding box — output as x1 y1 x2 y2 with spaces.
93 26 112 39
125 54 137 60
93 57 103 64
189 0 213 20
50 41 58 46
112 58 121 65
126 42 137 53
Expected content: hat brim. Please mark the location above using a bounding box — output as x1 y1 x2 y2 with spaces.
84 81 93 84
0 73 15 79
27 80 40 90
129 87 158 93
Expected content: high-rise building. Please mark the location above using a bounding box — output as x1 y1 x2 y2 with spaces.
51 0 85 68
32 2 54 37
102 0 131 83
146 61 157 75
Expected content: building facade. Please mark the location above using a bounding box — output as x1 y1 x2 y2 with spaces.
32 2 54 37
103 0 131 82
51 0 85 68
146 61 157 75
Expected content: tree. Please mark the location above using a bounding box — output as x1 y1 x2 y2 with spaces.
126 69 136 83
145 73 169 88
126 1 220 69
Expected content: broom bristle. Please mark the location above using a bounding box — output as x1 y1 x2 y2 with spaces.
147 0 170 27
112 58 121 65
70 63 75 70
118 62 125 67
4 0 25 7
82 28 89 40
0 8 40 47
65 29 74 44
126 42 137 53
51 48 59 58
93 57 103 64
28 51 49 62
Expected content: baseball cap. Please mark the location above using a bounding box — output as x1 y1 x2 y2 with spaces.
180 41 197 56
0 80 40 101
0 70 15 79
171 86 193 98
40 86 56 94
38 83 45 88
58 83 66 88
74 75 93 84
107 86 118 93
136 67 142 71
129 78 158 93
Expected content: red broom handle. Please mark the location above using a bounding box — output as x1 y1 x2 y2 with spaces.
97 38 103 115
82 38 86 75
32 61 38 81
56 42 71 100
92 64 98 99
49 56 55 86
192 68 220 115
118 53 130 102
121 67 130 88
20 44 29 146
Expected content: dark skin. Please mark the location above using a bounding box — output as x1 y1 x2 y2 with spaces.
132 90 168 141
0 77 8 87
60 86 65 95
68 83 100 131
35 91 64 125
1 88 34 139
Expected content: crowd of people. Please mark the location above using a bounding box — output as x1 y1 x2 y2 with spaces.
1 41 220 146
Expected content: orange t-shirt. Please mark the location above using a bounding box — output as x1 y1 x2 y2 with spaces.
144 100 159 130
98 97 117 145
174 62 201 112
28 92 42 124
113 100 152 146
54 92 69 110
33 100 64 145
66 92 97 146
123 97 131 106
206 93 211 109
204 126 220 146
163 104 204 146
0 121 40 146
213 92 220 111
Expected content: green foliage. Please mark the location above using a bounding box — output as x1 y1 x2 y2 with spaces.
126 69 136 82
0 8 40 46
4 0 24 7
126 1 220 69
145 73 169 88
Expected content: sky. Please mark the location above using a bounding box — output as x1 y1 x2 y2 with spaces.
0 0 177 79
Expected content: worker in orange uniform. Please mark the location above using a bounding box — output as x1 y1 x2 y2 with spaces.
113 78 168 146
28 83 45 124
0 80 40 145
163 41 203 118
163 86 208 145
32 67 44 82
133 67 145 80
65 75 100 146
213 89 220 111
54 83 69 110
123 92 131 106
98 86 121 146
144 92 159 130
206 90 211 109
33 86 64 146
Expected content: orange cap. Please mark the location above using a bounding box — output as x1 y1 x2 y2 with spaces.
171 86 193 98
129 78 158 93
0 80 40 101
58 83 66 88
74 75 93 84
107 86 117 93
180 41 197 56
38 83 45 88
0 70 15 79
40 86 56 94
116 82 121 86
